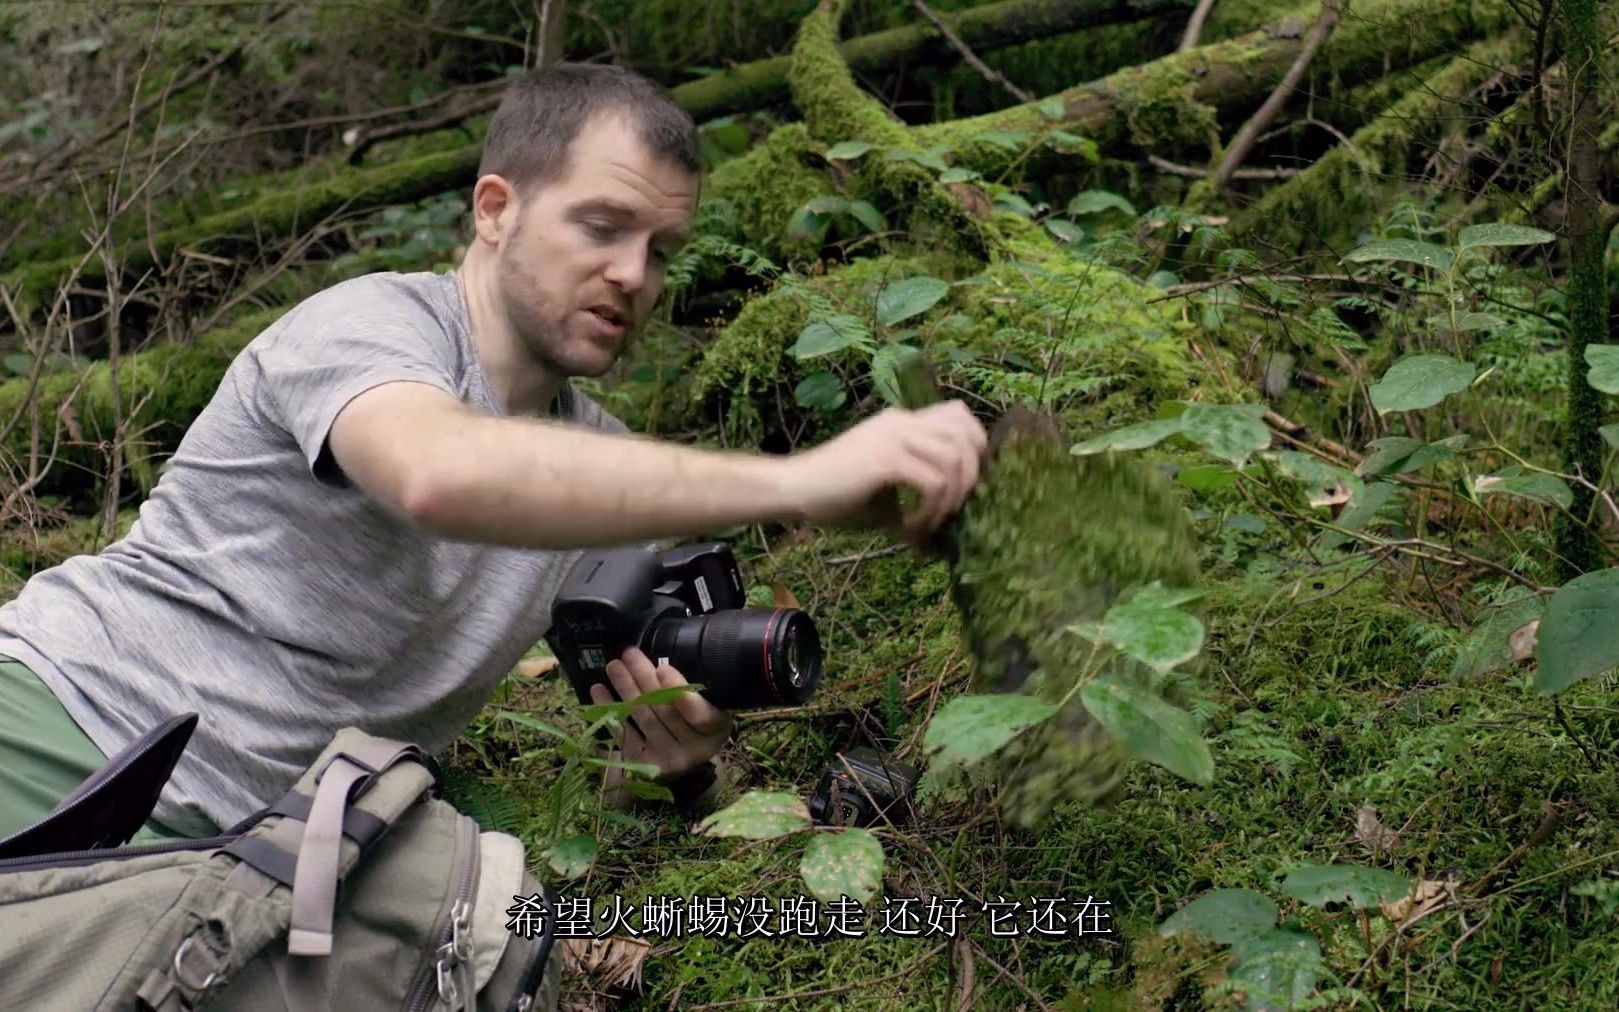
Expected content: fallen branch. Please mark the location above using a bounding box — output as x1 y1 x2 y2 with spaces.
912 0 1032 103
1148 153 1298 180
1179 0 1218 51
1209 0 1340 196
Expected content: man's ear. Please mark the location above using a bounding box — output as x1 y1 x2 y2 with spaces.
471 174 518 246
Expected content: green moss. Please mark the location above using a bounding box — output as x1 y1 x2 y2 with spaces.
0 509 139 590
0 305 285 507
918 0 1518 176
685 253 941 447
942 412 1201 827
702 123 830 264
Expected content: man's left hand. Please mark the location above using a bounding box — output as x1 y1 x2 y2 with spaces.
590 647 733 799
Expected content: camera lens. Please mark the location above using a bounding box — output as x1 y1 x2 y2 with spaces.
643 607 822 710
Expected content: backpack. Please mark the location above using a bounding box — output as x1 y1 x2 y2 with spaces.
0 714 563 1012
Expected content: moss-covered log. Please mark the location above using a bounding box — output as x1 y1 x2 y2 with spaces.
788 0 997 260
670 0 1189 122
1227 33 1527 251
0 307 284 508
915 0 1517 173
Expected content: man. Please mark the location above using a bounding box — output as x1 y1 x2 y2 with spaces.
0 62 987 845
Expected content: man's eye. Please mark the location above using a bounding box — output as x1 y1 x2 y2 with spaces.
584 221 618 239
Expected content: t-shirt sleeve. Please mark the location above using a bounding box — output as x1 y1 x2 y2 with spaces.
251 284 460 483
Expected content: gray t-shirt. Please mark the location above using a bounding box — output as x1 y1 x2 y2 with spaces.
0 269 632 834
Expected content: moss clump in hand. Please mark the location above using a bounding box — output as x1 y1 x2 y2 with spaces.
938 402 1202 828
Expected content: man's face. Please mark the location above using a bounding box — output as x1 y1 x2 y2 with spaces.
493 112 698 379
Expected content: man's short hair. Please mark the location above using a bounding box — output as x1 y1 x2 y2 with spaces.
478 62 701 194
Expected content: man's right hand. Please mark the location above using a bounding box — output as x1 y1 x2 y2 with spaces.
780 400 989 546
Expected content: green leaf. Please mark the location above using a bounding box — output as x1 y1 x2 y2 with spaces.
794 371 846 412
843 200 887 233
876 276 950 327
1601 423 1619 449
1343 239 1454 272
1456 222 1556 250
1038 97 1066 119
803 195 851 214
939 166 980 183
1451 591 1545 681
1474 468 1573 510
498 711 571 741
1081 675 1213 785
1160 889 1278 945
792 314 868 358
545 834 598 878
1045 218 1084 245
1426 311 1507 333
1535 568 1619 693
1146 270 1179 289
55 36 105 54
785 205 831 242
1320 481 1400 551
824 140 875 160
1369 354 1475 413
922 694 1058 768
1229 927 1322 1012
578 684 702 723
1179 403 1271 468
1068 190 1137 217
800 828 884 905
883 147 950 172
697 790 812 840
3 353 33 375
974 129 1031 150
1268 450 1362 508
1178 463 1238 492
869 344 912 408
1071 417 1184 455
1099 582 1206 673
993 192 1038 218
1280 864 1411 909
1584 345 1619 394
1045 131 1097 159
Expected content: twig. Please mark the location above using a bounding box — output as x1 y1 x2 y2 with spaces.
1468 801 1568 896
968 941 1056 1012
1210 0 1341 195
688 942 946 1009
827 543 907 564
912 0 1032 104
1554 699 1606 772
1147 154 1298 180
954 937 976 1011
1179 0 1217 51
346 90 502 164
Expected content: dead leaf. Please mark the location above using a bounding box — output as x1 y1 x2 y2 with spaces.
563 935 651 990
1355 803 1399 854
772 582 800 608
1508 619 1539 663
1379 877 1450 924
515 656 559 679
946 181 991 220
1309 478 1353 509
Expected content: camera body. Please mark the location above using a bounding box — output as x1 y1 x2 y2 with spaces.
545 542 823 712
807 748 919 828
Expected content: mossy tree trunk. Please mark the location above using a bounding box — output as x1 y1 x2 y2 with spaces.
1553 0 1612 578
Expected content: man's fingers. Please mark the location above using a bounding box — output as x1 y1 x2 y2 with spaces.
606 657 676 752
661 663 731 738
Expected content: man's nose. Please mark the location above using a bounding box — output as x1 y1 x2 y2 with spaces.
603 239 649 293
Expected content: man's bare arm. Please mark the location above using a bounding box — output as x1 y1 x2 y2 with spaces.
328 381 800 549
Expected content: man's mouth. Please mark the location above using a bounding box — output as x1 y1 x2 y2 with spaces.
586 304 629 332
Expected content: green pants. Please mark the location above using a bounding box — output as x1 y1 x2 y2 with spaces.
0 654 206 847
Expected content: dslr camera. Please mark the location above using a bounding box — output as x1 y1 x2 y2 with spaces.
545 542 823 711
